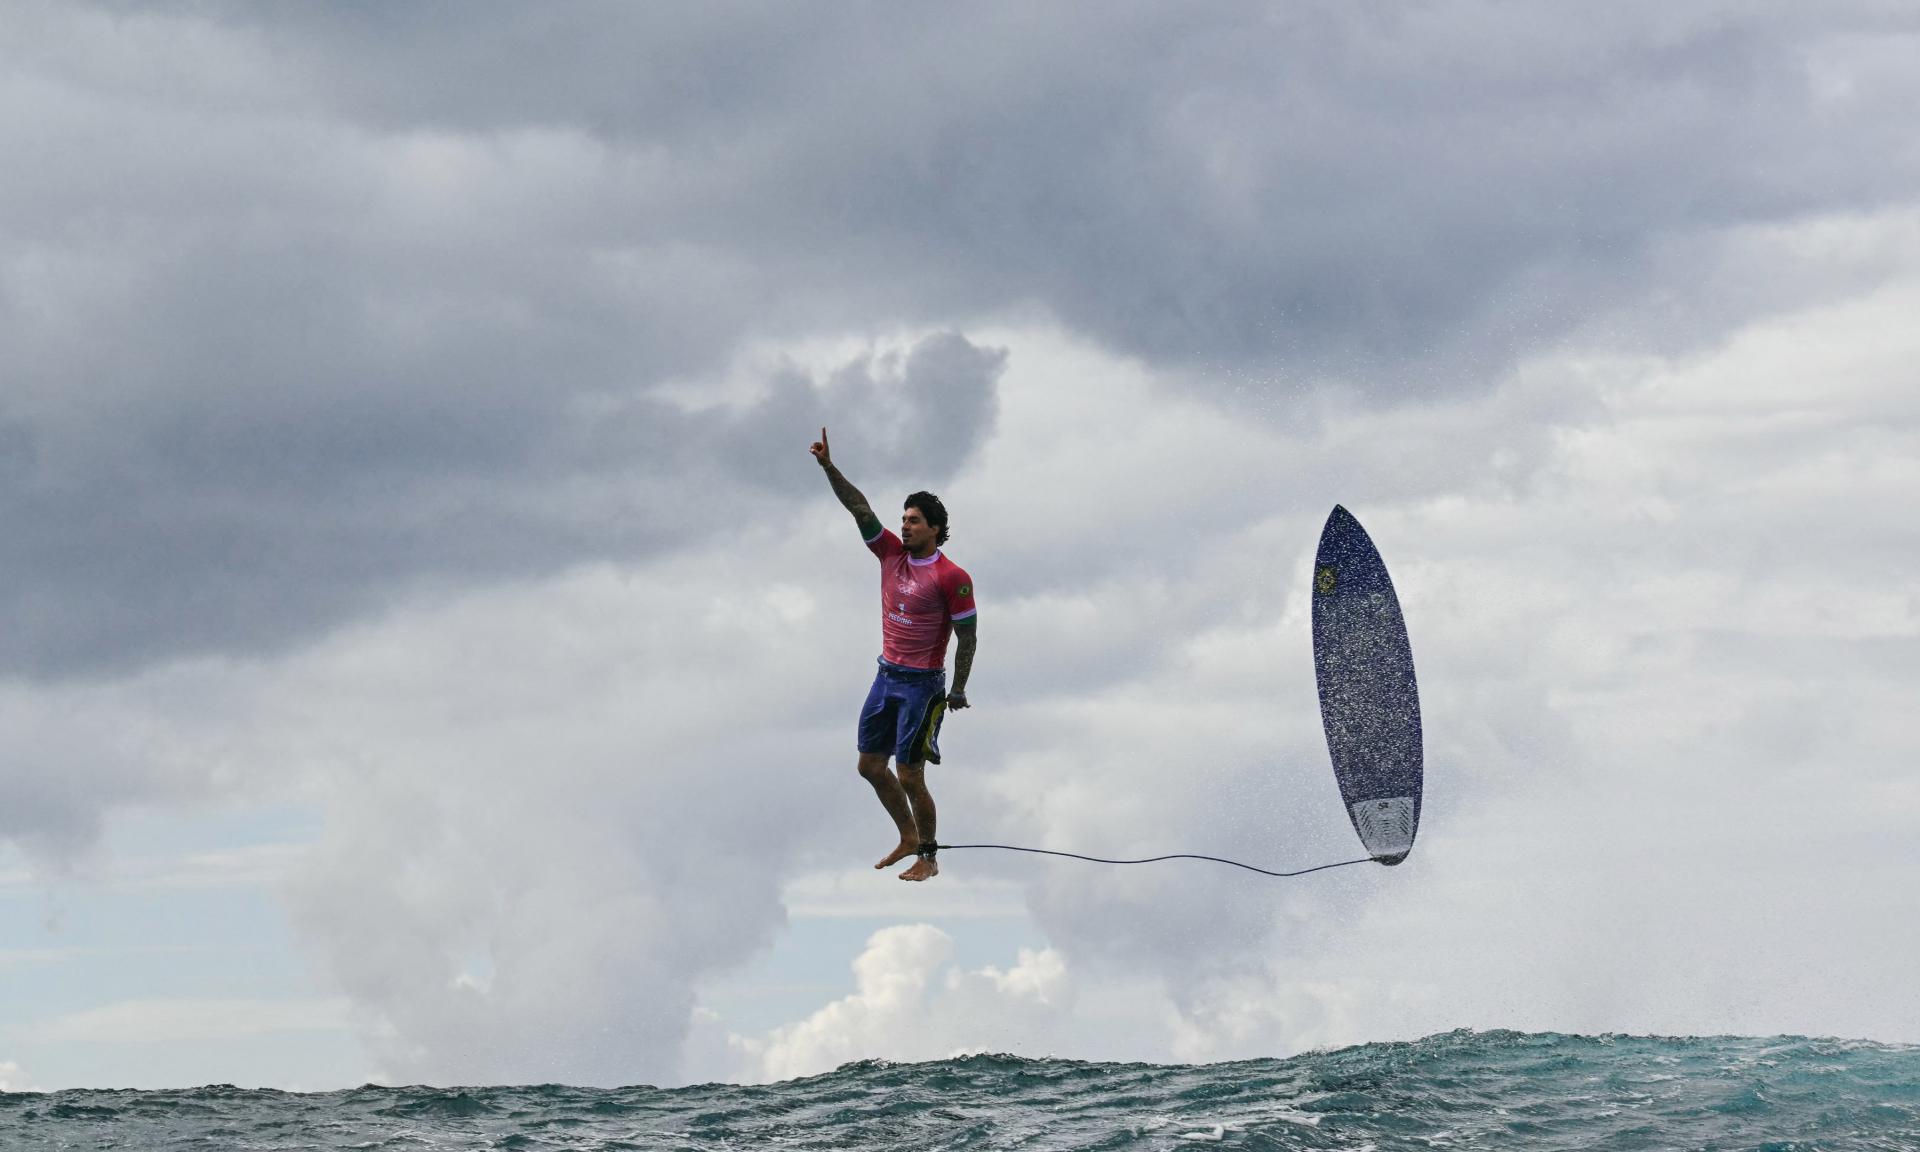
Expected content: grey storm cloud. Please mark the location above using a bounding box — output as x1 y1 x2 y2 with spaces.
214 2 1920 368
6 1 1918 678
0 324 1001 676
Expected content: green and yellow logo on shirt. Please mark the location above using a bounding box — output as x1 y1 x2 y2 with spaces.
958 584 971 597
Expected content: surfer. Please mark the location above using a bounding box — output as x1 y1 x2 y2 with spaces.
811 426 977 882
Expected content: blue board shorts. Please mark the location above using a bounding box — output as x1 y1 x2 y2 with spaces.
857 659 948 765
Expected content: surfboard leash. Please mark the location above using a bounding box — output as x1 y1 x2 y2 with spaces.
924 842 1378 878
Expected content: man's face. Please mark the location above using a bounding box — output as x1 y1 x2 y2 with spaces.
900 506 933 551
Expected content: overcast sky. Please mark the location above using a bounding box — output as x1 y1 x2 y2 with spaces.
3 1 1918 1091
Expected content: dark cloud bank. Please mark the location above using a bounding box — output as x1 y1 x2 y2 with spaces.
4 2 1916 676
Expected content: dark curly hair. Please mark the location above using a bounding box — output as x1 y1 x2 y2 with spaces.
904 491 950 546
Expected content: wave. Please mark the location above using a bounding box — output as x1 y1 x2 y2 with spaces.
3 1030 1915 1150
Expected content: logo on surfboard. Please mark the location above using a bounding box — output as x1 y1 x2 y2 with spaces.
1315 565 1337 595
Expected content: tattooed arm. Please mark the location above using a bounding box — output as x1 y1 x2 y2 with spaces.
809 426 884 540
948 616 977 708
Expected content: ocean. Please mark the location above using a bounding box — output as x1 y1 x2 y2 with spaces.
2 1030 1914 1150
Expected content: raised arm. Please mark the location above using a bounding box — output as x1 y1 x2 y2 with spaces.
810 426 883 540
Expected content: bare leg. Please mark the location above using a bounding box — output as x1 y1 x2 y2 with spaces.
859 752 920 868
897 760 939 881
897 760 937 846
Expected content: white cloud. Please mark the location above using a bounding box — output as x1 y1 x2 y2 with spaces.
727 925 1073 1083
933 224 1920 1055
780 870 1028 920
0 1060 38 1093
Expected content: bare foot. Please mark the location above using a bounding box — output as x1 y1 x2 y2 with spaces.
899 857 939 882
875 840 920 869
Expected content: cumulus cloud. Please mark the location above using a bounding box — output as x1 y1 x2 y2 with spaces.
691 246 1919 1074
268 555 852 1086
0 1059 39 1093
930 225 1920 1052
725 925 1071 1083
0 324 1001 1084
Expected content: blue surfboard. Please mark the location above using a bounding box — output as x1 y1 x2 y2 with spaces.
1311 505 1423 865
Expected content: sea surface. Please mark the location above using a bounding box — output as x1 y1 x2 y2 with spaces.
3 1030 1915 1151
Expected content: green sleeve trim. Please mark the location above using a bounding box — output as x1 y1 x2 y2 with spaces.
858 515 885 543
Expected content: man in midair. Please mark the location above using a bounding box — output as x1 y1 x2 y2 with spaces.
811 427 976 882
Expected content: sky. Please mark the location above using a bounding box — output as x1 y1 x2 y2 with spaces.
2 1 1918 1091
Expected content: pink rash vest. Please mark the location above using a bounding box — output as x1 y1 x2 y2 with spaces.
865 527 976 671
